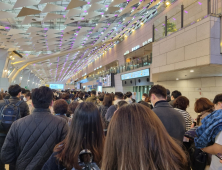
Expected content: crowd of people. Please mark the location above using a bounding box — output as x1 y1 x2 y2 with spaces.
0 84 221 170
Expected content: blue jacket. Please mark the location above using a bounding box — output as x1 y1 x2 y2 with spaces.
195 110 222 149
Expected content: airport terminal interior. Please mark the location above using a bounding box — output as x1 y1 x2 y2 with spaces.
0 0 222 169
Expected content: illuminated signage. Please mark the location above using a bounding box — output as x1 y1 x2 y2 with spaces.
142 38 153 46
121 69 150 80
49 84 64 89
103 74 111 87
124 51 129 55
132 45 140 51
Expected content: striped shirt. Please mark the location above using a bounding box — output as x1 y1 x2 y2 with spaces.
174 108 193 131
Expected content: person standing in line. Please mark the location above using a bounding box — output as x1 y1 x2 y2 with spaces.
86 90 97 104
101 104 188 170
42 102 104 170
149 85 186 143
169 90 182 106
1 86 68 170
25 92 33 114
173 96 193 131
77 92 84 103
193 97 214 127
99 94 113 133
68 101 79 118
141 93 152 109
97 95 104 108
0 84 30 170
105 92 124 122
199 94 222 170
166 89 171 102
125 92 133 104
53 99 71 123
20 88 26 101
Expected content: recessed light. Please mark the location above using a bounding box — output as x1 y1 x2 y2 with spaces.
190 70 194 72
176 78 179 80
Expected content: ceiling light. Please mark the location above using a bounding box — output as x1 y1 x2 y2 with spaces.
176 78 179 80
166 1 170 5
190 70 194 72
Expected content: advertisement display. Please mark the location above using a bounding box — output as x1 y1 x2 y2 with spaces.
49 84 64 90
121 69 150 80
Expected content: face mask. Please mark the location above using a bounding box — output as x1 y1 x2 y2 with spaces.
23 97 27 102
142 97 145 101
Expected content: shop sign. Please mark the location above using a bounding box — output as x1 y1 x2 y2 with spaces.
142 38 153 46
132 45 140 51
124 51 129 55
148 38 152 43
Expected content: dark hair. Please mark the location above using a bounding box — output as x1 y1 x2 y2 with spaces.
53 99 68 114
173 96 189 111
166 89 170 95
125 92 132 98
32 86 53 109
142 93 150 102
213 94 222 104
68 101 79 114
171 90 182 99
117 101 128 108
54 102 104 170
149 85 167 99
91 90 96 95
62 93 70 100
25 92 31 99
8 84 22 97
111 93 115 101
102 104 188 170
98 95 104 102
115 92 123 100
103 94 113 107
0 93 3 100
138 101 151 108
78 92 84 100
21 88 26 94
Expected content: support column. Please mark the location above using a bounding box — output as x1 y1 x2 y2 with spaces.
0 49 9 91
165 16 168 36
181 5 184 28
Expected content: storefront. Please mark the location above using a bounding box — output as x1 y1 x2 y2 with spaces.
121 68 153 102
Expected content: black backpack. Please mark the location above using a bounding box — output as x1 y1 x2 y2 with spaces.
0 99 23 132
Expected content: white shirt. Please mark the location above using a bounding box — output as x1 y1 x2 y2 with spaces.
210 131 222 170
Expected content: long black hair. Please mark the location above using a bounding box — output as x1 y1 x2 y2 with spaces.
54 102 104 170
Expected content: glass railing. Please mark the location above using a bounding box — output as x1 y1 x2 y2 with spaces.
154 0 211 41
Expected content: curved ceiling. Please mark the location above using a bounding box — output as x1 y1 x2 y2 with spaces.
1 0 162 83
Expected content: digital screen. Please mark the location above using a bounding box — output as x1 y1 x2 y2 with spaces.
121 69 149 80
103 74 111 87
49 84 64 90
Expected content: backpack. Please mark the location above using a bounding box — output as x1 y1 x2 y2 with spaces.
0 99 23 132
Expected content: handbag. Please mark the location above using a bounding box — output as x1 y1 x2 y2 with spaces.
188 143 208 170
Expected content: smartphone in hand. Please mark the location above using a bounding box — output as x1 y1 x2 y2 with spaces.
216 153 222 160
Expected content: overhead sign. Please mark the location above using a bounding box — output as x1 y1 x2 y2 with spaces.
121 69 150 80
49 84 64 90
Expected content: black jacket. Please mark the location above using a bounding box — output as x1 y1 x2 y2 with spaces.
98 105 110 130
0 96 30 136
152 101 186 142
1 108 68 170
